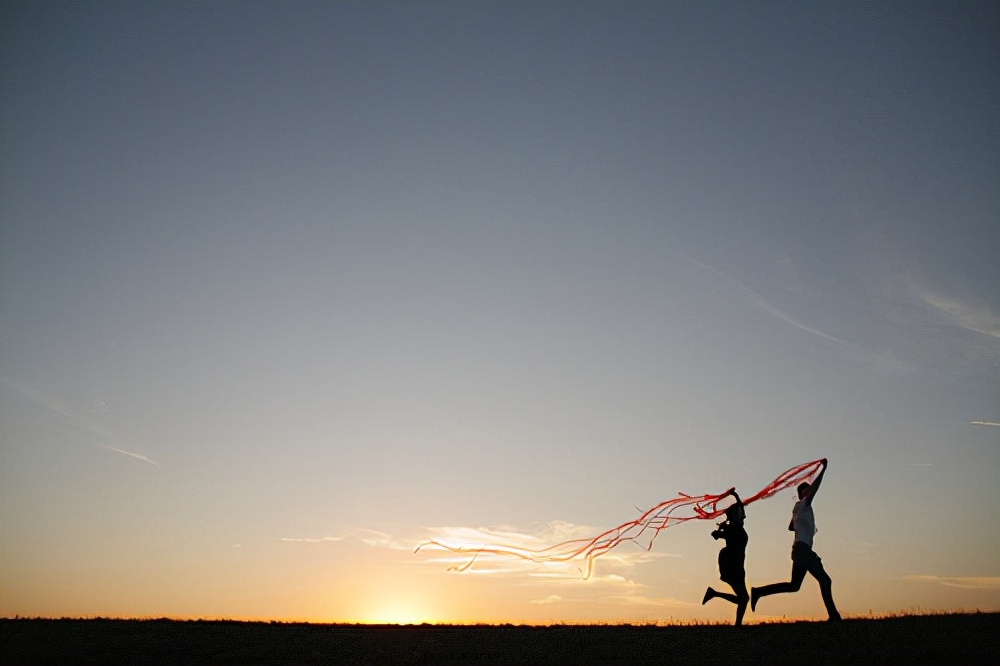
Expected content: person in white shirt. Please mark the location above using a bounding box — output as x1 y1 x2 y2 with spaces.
750 458 842 621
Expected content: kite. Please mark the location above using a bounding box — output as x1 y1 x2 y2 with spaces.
415 459 824 578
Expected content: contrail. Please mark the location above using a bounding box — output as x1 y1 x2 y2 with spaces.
754 299 850 346
1 375 160 468
99 444 160 468
678 255 850 346
971 421 1000 428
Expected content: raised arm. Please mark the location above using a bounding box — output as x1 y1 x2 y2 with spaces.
804 458 828 505
727 488 745 523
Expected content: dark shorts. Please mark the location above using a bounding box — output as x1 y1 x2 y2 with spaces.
791 541 822 567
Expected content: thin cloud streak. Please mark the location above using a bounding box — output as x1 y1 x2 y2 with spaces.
530 594 563 605
2 375 79 420
348 521 675 578
416 523 674 575
608 593 698 609
1 375 160 468
346 527 414 551
99 444 160 468
756 300 851 346
914 289 1000 340
905 575 1000 590
971 421 1000 428
529 572 643 588
336 520 662 585
678 256 851 346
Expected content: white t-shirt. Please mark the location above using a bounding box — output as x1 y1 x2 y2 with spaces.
792 499 816 547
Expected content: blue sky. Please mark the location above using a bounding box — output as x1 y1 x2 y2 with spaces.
1 1 997 623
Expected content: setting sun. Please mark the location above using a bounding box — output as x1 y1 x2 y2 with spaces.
359 607 433 626
343 577 443 625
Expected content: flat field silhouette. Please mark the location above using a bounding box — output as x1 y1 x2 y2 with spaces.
2 612 997 663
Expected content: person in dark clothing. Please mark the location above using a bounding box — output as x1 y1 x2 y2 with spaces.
702 488 750 626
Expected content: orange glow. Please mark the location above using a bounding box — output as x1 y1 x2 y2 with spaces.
336 575 445 625
355 607 433 625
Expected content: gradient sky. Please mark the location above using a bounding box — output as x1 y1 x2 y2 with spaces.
1 1 997 624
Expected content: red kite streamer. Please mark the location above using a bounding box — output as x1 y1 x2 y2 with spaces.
415 459 824 578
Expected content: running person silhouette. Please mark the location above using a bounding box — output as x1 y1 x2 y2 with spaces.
702 488 750 625
751 458 842 621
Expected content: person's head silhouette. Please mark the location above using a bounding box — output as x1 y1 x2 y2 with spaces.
724 502 745 524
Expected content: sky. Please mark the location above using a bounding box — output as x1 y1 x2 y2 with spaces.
1 1 997 625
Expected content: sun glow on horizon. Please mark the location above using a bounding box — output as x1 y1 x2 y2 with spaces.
352 609 437 625
339 577 446 626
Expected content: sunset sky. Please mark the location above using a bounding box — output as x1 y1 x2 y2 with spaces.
1 1 997 625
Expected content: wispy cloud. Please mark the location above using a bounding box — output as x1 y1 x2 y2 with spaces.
348 521 697 613
1 375 160 468
607 593 698 609
408 521 676 579
530 594 563 605
527 586 693 612
679 256 850 346
971 421 1000 428
823 264 1000 376
524 571 646 589
2 375 78 419
280 536 344 544
913 290 1000 340
904 575 1000 590
347 527 414 551
882 276 1000 371
678 254 1000 377
527 576 686 608
527 589 694 612
755 301 851 345
343 520 676 581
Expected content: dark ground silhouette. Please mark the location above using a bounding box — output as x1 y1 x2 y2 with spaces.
2 612 997 663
